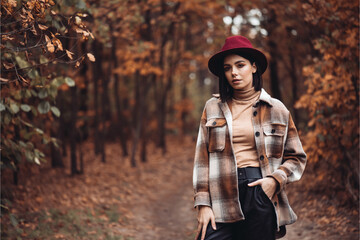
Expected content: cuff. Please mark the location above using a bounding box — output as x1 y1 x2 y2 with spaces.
194 191 211 208
268 169 287 193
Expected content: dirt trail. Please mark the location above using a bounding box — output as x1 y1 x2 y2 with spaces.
128 140 198 240
4 137 358 240
118 138 358 240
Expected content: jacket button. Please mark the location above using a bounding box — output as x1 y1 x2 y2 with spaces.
260 155 264 160
271 129 275 133
255 131 260 137
253 111 257 116
274 201 278 206
212 121 216 126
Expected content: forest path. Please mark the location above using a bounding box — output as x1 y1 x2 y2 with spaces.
3 137 358 239
120 137 358 240
128 138 197 240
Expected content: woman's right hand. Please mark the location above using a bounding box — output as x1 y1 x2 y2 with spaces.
195 206 216 240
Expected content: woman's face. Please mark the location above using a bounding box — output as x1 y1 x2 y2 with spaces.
223 54 257 91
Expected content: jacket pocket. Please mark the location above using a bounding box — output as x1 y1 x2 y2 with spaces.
206 118 227 152
263 123 286 158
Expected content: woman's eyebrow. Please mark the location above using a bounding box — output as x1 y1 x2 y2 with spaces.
224 60 245 66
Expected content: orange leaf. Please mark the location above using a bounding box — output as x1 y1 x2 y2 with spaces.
87 53 95 62
66 50 74 59
38 24 48 30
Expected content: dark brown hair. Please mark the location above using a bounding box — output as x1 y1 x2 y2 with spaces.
218 52 263 103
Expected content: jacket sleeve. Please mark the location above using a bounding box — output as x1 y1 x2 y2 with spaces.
270 113 307 192
193 106 211 208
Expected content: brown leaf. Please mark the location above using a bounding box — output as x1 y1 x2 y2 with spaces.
66 50 74 59
31 25 37 35
45 35 54 53
19 75 29 84
38 24 48 30
53 38 63 51
8 0 17 7
3 62 14 69
87 53 95 62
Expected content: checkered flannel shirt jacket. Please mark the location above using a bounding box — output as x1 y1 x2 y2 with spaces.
193 88 307 230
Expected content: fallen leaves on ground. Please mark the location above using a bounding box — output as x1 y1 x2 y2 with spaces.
1 136 359 240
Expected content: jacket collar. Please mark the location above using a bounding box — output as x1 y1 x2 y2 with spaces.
256 88 273 107
213 88 272 107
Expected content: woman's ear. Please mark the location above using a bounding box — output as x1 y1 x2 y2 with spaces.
252 62 257 73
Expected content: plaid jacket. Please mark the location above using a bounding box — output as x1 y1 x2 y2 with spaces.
193 88 306 229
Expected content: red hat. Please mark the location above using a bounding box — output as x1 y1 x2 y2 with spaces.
208 35 268 77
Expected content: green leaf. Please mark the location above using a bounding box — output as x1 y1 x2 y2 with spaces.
20 104 31 112
28 69 39 80
42 137 49 144
0 102 5 112
31 106 38 116
24 131 34 140
15 56 30 69
13 90 22 100
31 90 38 97
9 103 19 114
19 141 27 148
51 137 60 148
4 112 12 125
19 119 33 128
37 101 50 114
38 88 48 99
9 214 18 227
52 77 64 87
65 77 75 87
40 55 48 64
34 157 40 165
50 106 61 117
35 128 44 134
49 85 58 98
25 150 34 162
25 89 32 98
76 0 87 9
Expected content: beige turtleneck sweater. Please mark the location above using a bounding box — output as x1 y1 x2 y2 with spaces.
230 87 261 168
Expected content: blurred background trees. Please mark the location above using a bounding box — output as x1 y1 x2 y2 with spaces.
1 0 358 208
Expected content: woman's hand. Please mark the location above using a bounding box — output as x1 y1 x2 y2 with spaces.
195 206 216 240
248 177 278 200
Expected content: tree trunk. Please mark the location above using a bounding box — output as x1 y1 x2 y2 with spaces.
92 40 102 155
181 80 188 137
285 35 299 121
51 127 64 168
58 91 67 157
112 34 128 156
141 135 147 163
99 47 112 163
13 125 20 185
267 9 282 101
70 85 78 175
130 72 141 167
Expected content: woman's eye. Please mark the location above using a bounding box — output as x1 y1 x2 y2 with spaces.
237 64 244 68
224 67 230 72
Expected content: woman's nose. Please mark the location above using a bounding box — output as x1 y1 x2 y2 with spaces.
232 68 238 76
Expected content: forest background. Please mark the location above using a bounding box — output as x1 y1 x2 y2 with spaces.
1 0 359 239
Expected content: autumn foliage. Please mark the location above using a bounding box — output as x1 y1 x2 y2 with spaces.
295 0 359 201
1 0 359 238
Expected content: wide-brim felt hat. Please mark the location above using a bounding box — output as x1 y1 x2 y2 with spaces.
208 35 268 77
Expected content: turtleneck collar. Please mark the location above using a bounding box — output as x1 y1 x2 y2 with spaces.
232 87 260 103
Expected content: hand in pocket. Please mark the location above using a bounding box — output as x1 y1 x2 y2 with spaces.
248 177 278 200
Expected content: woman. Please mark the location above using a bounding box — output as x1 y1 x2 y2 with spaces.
193 35 307 240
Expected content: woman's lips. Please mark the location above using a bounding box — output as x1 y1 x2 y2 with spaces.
232 79 242 84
